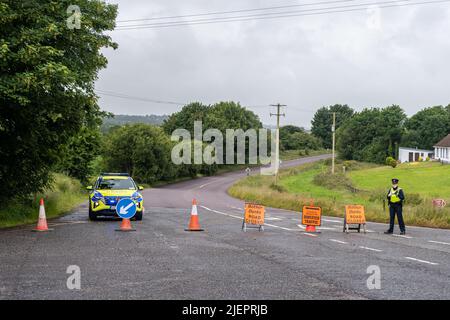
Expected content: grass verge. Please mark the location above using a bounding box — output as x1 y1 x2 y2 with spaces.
229 160 450 229
0 173 86 229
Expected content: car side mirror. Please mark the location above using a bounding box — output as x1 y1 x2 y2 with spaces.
86 186 93 191
138 186 144 191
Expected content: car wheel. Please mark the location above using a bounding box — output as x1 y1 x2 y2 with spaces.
88 207 97 221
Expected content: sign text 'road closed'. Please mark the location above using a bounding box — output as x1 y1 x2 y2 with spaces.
244 203 265 226
345 205 366 224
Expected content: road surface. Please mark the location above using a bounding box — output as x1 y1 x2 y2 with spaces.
0 154 449 299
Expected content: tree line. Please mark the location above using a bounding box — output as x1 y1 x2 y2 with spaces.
310 104 450 164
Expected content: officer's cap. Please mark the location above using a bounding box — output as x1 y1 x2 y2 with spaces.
392 178 399 184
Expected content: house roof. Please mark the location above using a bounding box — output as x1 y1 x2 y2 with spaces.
434 134 450 147
399 147 433 153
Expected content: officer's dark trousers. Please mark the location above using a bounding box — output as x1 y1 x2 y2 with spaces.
389 204 405 232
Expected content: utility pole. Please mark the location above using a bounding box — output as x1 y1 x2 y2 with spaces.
270 103 286 184
331 112 336 174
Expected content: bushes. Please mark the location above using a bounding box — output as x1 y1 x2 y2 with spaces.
313 172 357 192
386 156 397 168
0 173 85 228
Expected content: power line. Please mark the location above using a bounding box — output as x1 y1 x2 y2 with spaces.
116 0 409 28
114 0 450 30
96 89 315 113
116 0 356 23
95 89 187 105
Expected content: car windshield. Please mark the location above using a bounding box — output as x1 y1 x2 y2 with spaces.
98 178 135 190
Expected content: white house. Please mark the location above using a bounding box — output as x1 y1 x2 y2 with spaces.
398 147 434 163
434 134 450 164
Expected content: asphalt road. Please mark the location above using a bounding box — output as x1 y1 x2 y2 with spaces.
1 154 449 300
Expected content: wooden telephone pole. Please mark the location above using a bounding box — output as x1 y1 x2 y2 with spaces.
331 112 336 174
270 104 286 184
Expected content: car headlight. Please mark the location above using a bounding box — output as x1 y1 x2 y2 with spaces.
92 191 105 203
131 191 143 202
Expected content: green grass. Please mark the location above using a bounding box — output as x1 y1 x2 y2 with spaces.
349 161 450 197
0 173 86 229
229 160 450 229
280 149 329 161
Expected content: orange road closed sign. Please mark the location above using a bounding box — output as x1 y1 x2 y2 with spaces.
302 206 322 226
244 203 265 226
345 205 366 224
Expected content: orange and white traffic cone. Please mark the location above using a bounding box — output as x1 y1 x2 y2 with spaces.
115 218 136 232
185 199 204 232
33 198 52 232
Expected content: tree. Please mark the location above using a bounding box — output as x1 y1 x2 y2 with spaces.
279 125 321 151
0 0 117 202
401 106 450 150
337 105 406 164
162 102 210 135
102 124 176 184
55 125 101 183
311 104 354 148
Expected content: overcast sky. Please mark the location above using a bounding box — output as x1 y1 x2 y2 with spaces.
95 0 450 128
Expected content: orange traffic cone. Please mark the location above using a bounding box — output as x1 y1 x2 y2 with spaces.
115 218 136 232
33 198 52 232
185 199 204 232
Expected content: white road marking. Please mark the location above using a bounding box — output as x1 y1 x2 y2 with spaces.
428 240 450 246
297 224 306 230
405 257 438 266
264 223 295 231
201 206 302 232
323 219 341 223
329 239 348 245
392 234 413 239
200 206 243 220
302 232 318 237
195 179 224 190
265 217 282 221
317 226 337 230
359 246 383 252
48 221 88 226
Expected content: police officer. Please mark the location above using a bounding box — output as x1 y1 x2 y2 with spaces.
384 178 406 235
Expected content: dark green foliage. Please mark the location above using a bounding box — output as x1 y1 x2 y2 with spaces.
311 104 354 148
55 125 101 183
102 124 177 184
337 106 406 164
0 0 117 202
401 106 450 150
101 114 168 133
280 125 322 151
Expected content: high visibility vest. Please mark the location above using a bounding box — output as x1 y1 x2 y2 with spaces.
389 188 402 203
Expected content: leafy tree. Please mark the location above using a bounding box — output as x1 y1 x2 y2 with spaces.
55 125 101 183
163 101 263 165
0 0 117 202
162 102 210 135
337 105 406 164
279 125 321 151
311 104 354 148
102 124 176 184
401 106 450 149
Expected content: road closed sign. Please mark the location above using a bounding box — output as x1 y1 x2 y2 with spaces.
243 203 265 231
302 206 322 226
345 205 366 224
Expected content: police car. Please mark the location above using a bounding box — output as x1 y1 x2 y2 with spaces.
86 173 144 221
